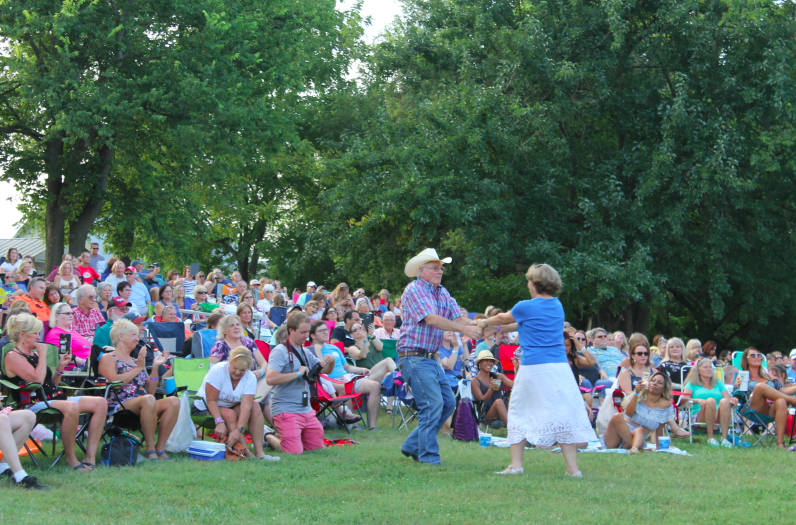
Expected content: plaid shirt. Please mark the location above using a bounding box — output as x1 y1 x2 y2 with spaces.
71 306 105 342
397 277 461 354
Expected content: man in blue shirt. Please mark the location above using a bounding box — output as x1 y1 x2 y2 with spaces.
125 267 151 316
588 327 626 397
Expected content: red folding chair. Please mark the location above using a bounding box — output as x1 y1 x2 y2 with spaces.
254 340 270 362
311 374 366 434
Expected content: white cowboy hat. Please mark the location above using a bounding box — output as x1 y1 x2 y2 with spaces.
404 248 452 278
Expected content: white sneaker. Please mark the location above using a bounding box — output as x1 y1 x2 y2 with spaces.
721 439 733 448
565 471 583 478
707 438 720 447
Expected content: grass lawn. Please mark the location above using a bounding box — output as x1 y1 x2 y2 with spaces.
2 409 796 524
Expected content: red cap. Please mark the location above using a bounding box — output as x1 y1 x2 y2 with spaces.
125 266 136 274
111 297 132 309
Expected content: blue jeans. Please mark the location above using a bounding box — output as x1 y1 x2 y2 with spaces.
398 356 456 465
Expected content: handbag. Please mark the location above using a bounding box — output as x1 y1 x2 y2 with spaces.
164 391 197 453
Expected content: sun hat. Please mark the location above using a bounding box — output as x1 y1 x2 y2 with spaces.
404 248 452 278
474 349 497 365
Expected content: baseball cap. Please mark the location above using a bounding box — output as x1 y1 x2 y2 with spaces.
250 280 260 286
790 349 796 360
125 266 136 274
131 260 145 267
307 281 317 287
111 297 133 309
122 312 147 324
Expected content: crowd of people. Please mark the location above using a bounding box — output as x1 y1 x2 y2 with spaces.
0 245 794 489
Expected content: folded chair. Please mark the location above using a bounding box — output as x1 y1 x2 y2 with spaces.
191 328 218 358
268 306 288 328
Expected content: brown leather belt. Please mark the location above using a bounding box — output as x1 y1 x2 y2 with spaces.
398 350 437 358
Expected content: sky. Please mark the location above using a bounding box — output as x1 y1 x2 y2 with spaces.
0 0 404 240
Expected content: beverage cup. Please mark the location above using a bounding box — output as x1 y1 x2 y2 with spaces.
480 433 492 447
658 436 670 450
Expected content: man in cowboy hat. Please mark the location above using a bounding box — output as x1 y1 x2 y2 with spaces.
398 248 481 465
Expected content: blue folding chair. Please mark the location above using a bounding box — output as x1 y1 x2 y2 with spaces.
191 328 218 358
146 322 186 356
269 306 288 328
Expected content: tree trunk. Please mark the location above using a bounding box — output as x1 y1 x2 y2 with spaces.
43 137 65 270
67 144 113 254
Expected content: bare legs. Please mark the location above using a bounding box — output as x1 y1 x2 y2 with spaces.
500 438 585 476
0 410 35 474
695 397 732 441
485 398 508 425
123 395 180 458
749 383 796 448
356 379 382 429
220 404 265 458
49 397 107 468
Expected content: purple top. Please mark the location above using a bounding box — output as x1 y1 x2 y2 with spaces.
397 277 461 354
209 336 259 371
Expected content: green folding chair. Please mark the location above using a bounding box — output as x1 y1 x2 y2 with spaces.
171 358 215 437
379 339 397 361
0 342 91 467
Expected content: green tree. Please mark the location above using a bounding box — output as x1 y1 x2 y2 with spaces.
0 0 361 271
289 0 796 348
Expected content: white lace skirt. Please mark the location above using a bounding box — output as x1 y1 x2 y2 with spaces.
507 363 598 447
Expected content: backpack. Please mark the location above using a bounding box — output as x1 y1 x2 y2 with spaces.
451 398 479 441
100 429 142 466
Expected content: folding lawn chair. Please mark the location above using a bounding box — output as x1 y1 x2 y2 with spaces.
268 306 288 328
172 357 215 437
733 390 778 447
147 321 186 356
0 342 101 467
388 372 418 431
191 328 218 358
312 374 366 434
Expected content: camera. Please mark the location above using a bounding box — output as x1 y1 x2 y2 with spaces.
304 362 324 384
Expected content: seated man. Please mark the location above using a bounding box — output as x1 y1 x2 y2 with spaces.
266 313 334 454
11 278 50 322
330 310 359 352
222 280 247 306
296 281 317 307
75 251 101 286
373 311 401 340
94 297 142 348
131 259 159 287
72 284 105 342
124 267 151 316
589 327 628 387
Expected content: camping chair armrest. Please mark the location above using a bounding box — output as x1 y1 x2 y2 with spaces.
0 379 42 392
345 357 356 367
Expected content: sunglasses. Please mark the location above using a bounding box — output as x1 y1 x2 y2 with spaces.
196 292 207 295
748 353 764 359
124 272 133 275
575 337 586 341
633 352 649 356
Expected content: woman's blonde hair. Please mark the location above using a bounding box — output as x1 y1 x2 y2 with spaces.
304 300 319 311
685 339 702 361
9 300 31 314
7 313 43 343
49 302 72 328
228 346 253 370
613 331 629 352
663 337 686 363
525 264 562 296
110 319 139 346
59 260 73 276
174 284 186 299
683 358 717 390
218 314 241 339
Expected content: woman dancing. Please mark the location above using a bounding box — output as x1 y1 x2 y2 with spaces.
478 264 596 477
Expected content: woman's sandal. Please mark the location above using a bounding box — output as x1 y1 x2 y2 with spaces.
495 465 524 475
628 447 639 455
385 409 393 416
156 450 171 460
145 450 158 461
73 462 95 472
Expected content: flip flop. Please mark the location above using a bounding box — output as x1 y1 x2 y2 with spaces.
74 462 95 472
145 450 158 461
156 450 171 460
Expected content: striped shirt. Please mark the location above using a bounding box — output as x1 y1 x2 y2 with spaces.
397 278 461 354
182 278 196 297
